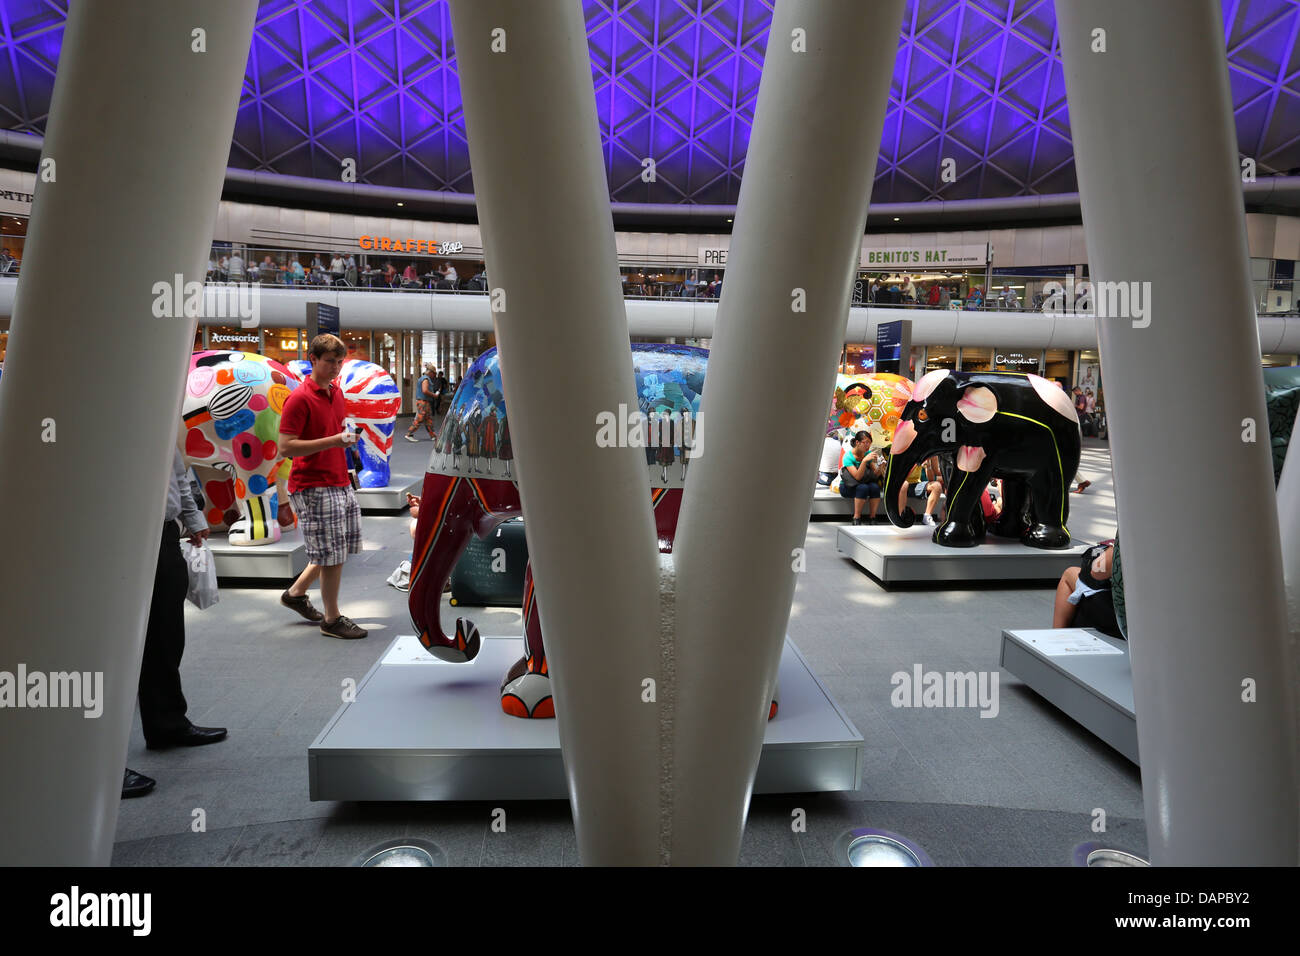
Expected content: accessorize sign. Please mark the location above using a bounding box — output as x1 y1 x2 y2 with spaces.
359 236 464 255
861 244 989 268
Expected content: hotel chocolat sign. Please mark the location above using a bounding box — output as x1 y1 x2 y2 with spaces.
996 352 1039 367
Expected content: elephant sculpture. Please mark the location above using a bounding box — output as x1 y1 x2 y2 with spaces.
289 358 401 487
829 372 915 446
410 343 726 719
884 369 1081 549
179 350 300 545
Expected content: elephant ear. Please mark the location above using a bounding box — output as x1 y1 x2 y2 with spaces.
956 385 998 423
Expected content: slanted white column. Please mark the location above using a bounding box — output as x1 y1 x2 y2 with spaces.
448 0 664 865
1057 0 1298 864
669 0 905 864
1276 407 1300 852
0 1 257 865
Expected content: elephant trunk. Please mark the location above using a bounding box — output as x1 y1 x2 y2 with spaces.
407 470 523 663
408 472 481 662
885 426 921 528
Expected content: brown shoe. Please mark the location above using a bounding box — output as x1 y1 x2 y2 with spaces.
281 590 324 622
320 615 367 640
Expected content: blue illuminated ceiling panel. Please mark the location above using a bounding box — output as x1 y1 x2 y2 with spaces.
0 0 1297 204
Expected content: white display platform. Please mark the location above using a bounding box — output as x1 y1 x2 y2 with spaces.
811 488 944 520
1000 627 1137 764
810 487 853 517
209 528 308 581
836 523 1090 585
309 635 863 802
355 474 422 512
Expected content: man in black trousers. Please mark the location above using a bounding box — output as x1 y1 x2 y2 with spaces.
123 448 228 798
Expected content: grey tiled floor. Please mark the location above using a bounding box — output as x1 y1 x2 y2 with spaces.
114 435 1143 865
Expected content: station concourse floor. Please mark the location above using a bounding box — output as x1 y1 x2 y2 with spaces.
111 434 1143 866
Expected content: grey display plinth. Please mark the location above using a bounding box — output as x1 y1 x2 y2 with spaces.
1000 628 1137 764
836 524 1090 585
209 529 308 581
309 635 863 802
355 474 422 513
810 487 853 517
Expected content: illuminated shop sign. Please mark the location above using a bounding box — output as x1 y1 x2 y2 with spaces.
358 236 464 255
995 352 1039 367
212 332 260 344
862 244 989 268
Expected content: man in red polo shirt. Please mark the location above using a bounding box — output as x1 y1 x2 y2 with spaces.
278 333 367 639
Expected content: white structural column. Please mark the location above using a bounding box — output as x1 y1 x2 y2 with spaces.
669 0 905 863
0 2 257 865
1281 411 1300 813
1057 1 1298 864
447 1 664 864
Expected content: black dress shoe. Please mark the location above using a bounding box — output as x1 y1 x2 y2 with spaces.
122 769 155 799
145 723 228 750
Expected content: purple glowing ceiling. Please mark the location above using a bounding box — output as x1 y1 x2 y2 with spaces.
0 0 1298 204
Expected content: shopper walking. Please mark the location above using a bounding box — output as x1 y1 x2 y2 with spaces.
278 333 368 640
406 364 439 441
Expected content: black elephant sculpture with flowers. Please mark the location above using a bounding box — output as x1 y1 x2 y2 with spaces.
884 369 1082 549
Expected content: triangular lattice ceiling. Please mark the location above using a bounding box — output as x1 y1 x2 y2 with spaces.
0 0 1296 204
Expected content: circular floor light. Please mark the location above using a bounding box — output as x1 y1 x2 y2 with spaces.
1072 842 1149 867
354 837 446 867
836 827 934 867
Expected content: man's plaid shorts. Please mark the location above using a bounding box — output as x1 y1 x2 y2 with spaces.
290 485 362 566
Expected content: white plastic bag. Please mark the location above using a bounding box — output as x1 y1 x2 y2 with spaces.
181 539 220 610
386 559 411 592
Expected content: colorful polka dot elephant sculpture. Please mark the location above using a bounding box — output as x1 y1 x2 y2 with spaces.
179 351 300 545
289 358 401 487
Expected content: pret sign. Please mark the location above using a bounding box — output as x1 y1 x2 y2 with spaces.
697 247 728 266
